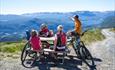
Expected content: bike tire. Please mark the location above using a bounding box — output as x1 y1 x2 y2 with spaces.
79 41 95 67
21 42 31 61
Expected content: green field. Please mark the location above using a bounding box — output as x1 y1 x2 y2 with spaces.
0 41 25 53
0 28 105 54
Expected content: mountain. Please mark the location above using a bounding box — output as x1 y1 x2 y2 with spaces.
0 11 115 41
100 16 115 28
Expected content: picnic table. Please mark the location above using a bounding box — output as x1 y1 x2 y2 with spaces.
40 37 70 64
40 37 55 41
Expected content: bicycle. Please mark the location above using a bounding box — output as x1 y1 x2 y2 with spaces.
21 41 41 68
67 30 96 69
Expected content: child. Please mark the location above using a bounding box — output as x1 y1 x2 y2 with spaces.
30 29 42 52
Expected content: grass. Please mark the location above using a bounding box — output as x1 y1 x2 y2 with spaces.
110 28 115 32
0 41 25 53
81 28 105 44
0 28 105 54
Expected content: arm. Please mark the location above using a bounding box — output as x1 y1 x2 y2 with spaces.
54 34 57 50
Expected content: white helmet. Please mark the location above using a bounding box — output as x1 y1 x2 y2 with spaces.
41 23 47 29
57 25 63 31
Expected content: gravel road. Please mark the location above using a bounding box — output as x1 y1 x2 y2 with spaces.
0 29 115 70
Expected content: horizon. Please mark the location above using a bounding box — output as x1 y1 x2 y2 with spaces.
0 10 115 15
0 0 114 15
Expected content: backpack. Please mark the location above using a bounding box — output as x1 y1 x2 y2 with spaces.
56 32 66 47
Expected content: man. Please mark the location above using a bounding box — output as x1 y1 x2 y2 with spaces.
68 15 82 43
73 15 82 36
68 15 82 56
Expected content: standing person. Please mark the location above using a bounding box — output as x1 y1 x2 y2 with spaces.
70 15 82 45
73 15 82 36
67 15 82 57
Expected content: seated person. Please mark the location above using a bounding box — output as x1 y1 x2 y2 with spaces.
25 30 31 40
39 23 53 37
39 23 53 48
30 29 42 52
54 25 67 51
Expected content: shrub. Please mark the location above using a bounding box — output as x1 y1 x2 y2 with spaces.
0 42 25 53
81 28 105 44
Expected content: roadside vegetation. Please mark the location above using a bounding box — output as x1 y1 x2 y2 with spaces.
0 28 105 54
110 28 115 32
81 28 105 44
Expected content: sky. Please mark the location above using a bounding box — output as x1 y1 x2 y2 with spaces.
0 0 115 14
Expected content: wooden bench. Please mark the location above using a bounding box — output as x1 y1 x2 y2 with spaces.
40 37 70 64
43 48 69 64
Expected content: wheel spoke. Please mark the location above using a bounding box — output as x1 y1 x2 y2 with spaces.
79 42 95 67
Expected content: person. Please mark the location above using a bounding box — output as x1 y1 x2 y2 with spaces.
67 15 82 57
39 23 53 48
30 29 42 52
54 25 67 51
25 30 31 40
69 15 82 46
72 15 82 36
39 23 53 37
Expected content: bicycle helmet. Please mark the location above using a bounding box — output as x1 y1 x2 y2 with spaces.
40 23 47 29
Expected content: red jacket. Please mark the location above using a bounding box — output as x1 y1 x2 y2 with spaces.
54 31 67 47
30 36 41 52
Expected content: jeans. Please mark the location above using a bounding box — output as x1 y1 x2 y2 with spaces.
70 30 80 49
75 36 80 48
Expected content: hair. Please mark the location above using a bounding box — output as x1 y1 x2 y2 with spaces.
31 29 38 36
41 23 47 29
57 25 63 31
74 15 79 18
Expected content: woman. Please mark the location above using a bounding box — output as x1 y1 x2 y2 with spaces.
54 25 67 51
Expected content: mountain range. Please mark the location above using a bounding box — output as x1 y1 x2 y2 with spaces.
0 11 115 41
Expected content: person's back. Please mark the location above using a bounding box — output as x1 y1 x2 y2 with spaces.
54 25 67 51
56 32 66 47
75 19 81 35
73 15 82 35
30 30 41 52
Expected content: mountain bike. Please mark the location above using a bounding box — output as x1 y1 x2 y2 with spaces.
21 41 40 68
67 30 96 68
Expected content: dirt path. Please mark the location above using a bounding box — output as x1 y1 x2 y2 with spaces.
87 29 115 70
0 29 115 70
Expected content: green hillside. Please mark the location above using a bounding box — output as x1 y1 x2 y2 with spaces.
0 28 105 55
81 28 105 44
101 16 115 28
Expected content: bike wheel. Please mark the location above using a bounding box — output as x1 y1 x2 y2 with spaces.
79 41 95 67
21 42 31 61
21 50 37 68
21 42 37 68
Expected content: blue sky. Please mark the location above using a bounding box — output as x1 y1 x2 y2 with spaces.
0 0 115 14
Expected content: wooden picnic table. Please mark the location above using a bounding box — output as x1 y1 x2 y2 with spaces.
39 37 70 64
40 37 55 41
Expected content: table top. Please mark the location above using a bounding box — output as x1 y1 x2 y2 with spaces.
40 37 55 41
